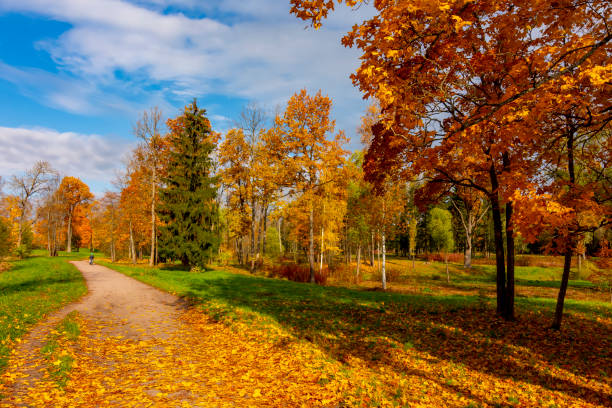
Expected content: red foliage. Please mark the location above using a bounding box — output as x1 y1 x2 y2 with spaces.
268 263 328 285
423 252 463 264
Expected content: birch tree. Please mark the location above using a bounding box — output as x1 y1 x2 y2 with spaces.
134 107 165 266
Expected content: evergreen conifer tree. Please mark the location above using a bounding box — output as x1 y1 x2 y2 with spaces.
158 100 220 267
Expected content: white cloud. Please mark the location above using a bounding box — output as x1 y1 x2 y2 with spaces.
0 0 372 145
0 126 131 194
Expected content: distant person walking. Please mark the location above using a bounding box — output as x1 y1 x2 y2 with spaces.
89 253 94 265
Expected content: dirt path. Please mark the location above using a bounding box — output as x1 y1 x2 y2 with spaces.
64 261 185 339
0 261 341 408
0 261 193 406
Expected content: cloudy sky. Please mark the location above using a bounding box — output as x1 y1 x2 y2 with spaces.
0 0 372 194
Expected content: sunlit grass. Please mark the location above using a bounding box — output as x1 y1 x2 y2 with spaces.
0 251 87 371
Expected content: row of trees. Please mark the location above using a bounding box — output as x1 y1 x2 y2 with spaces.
0 162 93 258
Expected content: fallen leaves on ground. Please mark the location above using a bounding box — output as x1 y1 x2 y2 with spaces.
1 302 610 407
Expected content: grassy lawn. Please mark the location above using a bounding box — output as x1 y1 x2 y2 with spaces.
0 251 88 371
101 260 612 407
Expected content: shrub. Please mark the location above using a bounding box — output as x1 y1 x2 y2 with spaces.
217 250 232 266
267 263 327 285
14 245 31 260
424 252 462 263
376 266 402 283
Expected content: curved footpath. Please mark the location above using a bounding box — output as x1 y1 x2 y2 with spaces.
0 261 337 408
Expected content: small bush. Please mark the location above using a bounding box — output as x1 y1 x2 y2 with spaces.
14 245 31 260
424 252 462 263
326 263 356 284
189 266 203 274
376 266 402 283
217 251 232 266
268 263 327 285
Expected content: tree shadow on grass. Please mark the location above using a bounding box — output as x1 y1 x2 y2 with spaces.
180 273 611 406
0 275 83 296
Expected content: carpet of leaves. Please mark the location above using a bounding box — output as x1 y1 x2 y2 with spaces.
1 298 610 407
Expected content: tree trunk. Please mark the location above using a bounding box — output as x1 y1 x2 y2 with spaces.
505 201 515 320
489 166 507 316
17 212 25 248
356 244 361 282
129 220 136 265
250 203 257 273
319 226 324 272
46 209 52 255
66 210 73 253
261 204 268 256
308 203 315 283
446 251 449 283
149 166 156 266
381 229 387 290
377 235 381 273
51 219 58 257
552 249 572 329
552 131 576 329
371 231 375 266
464 228 472 269
277 218 283 255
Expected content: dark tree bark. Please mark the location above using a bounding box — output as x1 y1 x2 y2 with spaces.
489 165 507 316
552 131 576 330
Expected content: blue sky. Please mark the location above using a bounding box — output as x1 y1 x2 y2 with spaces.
0 0 372 195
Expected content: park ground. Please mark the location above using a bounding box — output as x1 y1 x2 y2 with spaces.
0 251 610 407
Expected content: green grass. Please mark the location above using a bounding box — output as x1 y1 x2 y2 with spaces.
41 312 80 387
383 257 601 289
101 261 612 325
0 251 88 371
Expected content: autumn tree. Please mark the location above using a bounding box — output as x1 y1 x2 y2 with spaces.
9 161 56 247
134 107 166 266
57 177 93 253
345 152 371 281
0 217 10 257
270 89 347 282
513 72 611 328
158 100 220 268
116 171 145 264
291 0 611 320
219 128 251 265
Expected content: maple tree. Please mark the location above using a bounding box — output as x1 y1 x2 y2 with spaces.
56 177 93 253
512 66 611 328
218 105 279 272
91 192 121 262
269 89 348 282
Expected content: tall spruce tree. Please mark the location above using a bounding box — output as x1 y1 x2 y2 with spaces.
158 100 220 267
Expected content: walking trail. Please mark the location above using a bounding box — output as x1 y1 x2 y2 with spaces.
0 261 339 408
